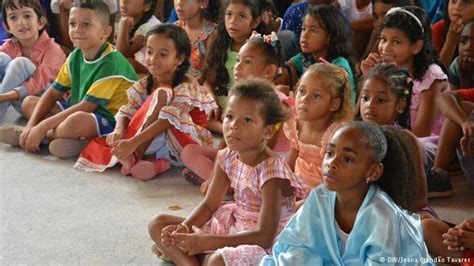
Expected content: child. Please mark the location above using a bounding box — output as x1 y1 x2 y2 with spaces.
431 0 474 68
75 24 217 181
261 0 283 34
148 78 303 265
0 0 65 118
203 0 264 134
174 0 220 79
0 1 137 158
180 31 290 185
51 0 117 50
361 7 449 184
285 63 353 198
261 122 432 265
448 19 474 90
283 4 356 105
115 0 160 74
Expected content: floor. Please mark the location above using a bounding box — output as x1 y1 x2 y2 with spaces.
1 107 473 264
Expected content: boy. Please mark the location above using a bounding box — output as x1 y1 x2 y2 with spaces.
0 0 137 158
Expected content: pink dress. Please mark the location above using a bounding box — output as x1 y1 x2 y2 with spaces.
200 148 303 266
284 120 340 197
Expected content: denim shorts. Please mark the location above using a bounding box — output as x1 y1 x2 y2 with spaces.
57 100 115 137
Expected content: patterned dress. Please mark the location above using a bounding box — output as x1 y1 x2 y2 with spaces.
176 20 216 78
199 148 304 266
74 77 217 172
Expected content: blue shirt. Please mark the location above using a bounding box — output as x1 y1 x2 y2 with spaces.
281 2 308 39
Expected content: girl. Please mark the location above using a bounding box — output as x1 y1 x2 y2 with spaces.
115 0 160 74
203 0 264 134
282 4 356 105
174 0 220 79
74 24 217 181
148 79 303 265
285 63 353 198
431 0 474 68
0 0 65 117
180 31 290 185
361 6 449 181
262 122 432 265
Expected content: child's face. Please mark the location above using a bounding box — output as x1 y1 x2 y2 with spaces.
360 76 404 126
5 3 45 43
378 28 421 69
459 22 474 62
68 7 111 53
223 95 271 152
224 3 257 44
372 2 393 32
322 126 375 192
295 71 340 122
174 0 205 21
234 42 275 82
300 15 329 55
449 0 474 22
120 0 149 17
145 34 184 79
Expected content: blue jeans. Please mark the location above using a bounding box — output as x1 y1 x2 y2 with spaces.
0 52 37 116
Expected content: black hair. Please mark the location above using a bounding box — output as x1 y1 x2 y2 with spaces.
127 0 157 41
338 122 418 212
370 0 413 5
145 24 191 92
246 33 284 72
304 4 354 72
71 0 111 26
360 64 413 129
381 6 447 80
228 78 286 125
202 0 265 97
203 0 222 23
2 0 47 34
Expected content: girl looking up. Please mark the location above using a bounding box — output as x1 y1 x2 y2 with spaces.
75 24 217 181
116 0 160 74
149 78 303 265
0 0 65 117
203 0 264 134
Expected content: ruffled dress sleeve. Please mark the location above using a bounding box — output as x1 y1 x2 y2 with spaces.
116 77 150 120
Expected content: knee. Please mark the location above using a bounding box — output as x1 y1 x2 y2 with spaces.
459 101 474 115
0 52 12 66
21 95 40 118
8 57 36 74
205 253 225 266
148 214 171 241
181 144 200 164
59 111 91 135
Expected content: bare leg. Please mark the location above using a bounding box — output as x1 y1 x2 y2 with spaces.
47 111 99 140
148 214 200 266
203 252 225 266
207 119 223 135
21 96 62 120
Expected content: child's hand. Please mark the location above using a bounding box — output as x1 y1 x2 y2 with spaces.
119 16 135 29
208 108 222 122
447 18 464 45
21 125 47 152
171 226 206 256
360 53 382 76
110 139 137 161
442 227 463 251
59 0 73 11
460 120 474 156
161 224 180 247
106 131 124 146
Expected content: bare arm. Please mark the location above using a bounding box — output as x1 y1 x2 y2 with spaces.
437 90 470 126
115 17 146 57
286 147 298 171
411 80 445 137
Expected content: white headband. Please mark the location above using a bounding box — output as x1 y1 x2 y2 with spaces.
386 7 424 34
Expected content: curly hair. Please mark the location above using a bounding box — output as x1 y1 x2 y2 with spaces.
203 0 265 97
304 4 354 74
381 6 447 80
247 33 284 71
145 24 191 92
127 0 157 41
2 0 48 34
228 78 286 125
359 64 413 129
303 63 353 122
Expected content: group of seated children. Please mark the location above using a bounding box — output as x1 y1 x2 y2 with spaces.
0 0 473 265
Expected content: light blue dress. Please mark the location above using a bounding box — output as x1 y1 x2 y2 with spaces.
261 184 433 266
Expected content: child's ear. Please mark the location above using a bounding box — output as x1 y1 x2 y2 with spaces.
264 64 278 80
252 16 262 30
38 16 47 31
102 25 112 40
329 97 341 112
263 124 276 141
367 163 384 183
411 39 424 55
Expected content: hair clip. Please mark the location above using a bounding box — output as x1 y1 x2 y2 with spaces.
275 122 281 132
250 31 279 48
403 88 410 95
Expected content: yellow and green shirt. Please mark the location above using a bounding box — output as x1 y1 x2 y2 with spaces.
52 42 138 123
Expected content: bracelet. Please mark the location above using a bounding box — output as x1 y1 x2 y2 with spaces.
178 223 190 234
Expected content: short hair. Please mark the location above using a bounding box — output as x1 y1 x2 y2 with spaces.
2 0 47 34
71 0 110 26
228 78 286 126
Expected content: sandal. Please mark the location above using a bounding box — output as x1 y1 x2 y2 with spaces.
151 244 172 263
181 168 205 185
